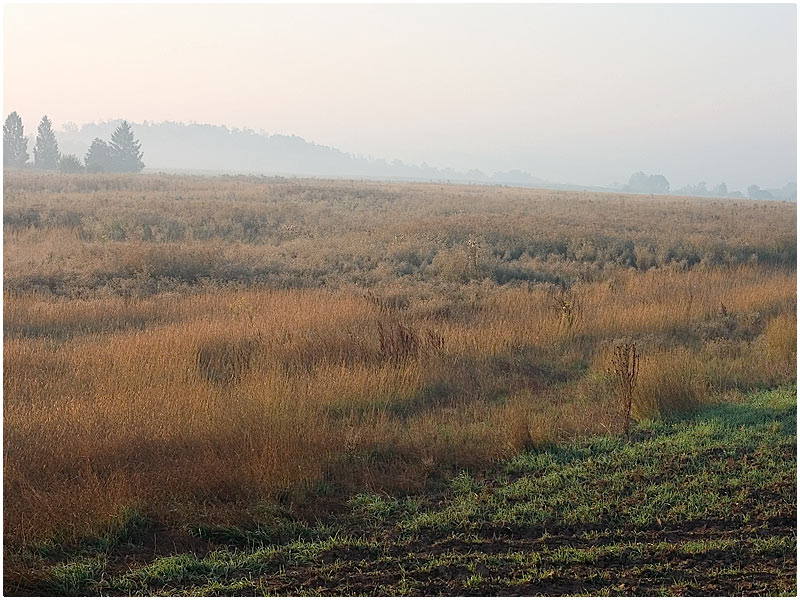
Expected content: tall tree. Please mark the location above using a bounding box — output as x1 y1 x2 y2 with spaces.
34 115 60 170
747 184 774 201
625 171 669 194
109 121 144 172
3 112 29 168
85 138 112 173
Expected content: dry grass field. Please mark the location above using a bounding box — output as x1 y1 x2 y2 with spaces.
3 173 796 593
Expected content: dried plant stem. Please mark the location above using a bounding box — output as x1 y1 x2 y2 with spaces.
610 342 640 437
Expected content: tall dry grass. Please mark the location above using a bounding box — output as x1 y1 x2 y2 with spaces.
4 264 796 545
4 173 796 547
765 313 797 376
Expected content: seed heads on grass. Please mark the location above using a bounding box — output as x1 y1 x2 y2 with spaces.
466 238 479 275
553 287 579 331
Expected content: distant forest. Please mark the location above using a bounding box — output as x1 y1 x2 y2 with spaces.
6 115 796 200
620 170 796 202
55 120 548 186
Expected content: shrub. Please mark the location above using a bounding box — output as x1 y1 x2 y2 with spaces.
632 348 706 420
58 154 84 173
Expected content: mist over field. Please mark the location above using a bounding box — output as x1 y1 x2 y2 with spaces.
3 3 798 596
54 119 540 184
27 118 797 200
4 3 797 193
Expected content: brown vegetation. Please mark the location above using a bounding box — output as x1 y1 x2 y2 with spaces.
3 173 796 547
609 341 640 436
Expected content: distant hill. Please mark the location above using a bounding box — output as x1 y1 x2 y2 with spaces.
55 120 547 187
52 120 796 201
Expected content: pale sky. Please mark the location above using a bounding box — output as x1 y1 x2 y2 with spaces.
3 3 797 189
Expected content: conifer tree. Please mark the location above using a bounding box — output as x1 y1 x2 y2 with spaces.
34 115 60 170
3 112 29 168
85 138 112 173
109 121 144 172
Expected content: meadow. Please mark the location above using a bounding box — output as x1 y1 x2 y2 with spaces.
3 173 796 594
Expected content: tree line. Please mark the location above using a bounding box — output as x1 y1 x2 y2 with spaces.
3 112 144 173
620 170 796 201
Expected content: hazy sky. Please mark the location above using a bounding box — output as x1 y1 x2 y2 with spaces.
3 3 797 189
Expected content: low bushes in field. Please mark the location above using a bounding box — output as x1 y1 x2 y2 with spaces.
631 348 708 420
3 173 796 298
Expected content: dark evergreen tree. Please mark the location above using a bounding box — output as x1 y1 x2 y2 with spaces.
109 121 144 172
85 138 112 173
3 112 29 168
34 115 60 170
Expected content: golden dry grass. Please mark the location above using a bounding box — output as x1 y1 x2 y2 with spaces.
3 171 795 296
3 173 796 547
765 313 798 374
5 266 796 544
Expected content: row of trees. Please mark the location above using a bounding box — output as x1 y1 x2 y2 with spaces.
621 171 796 201
673 181 739 198
3 112 144 173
